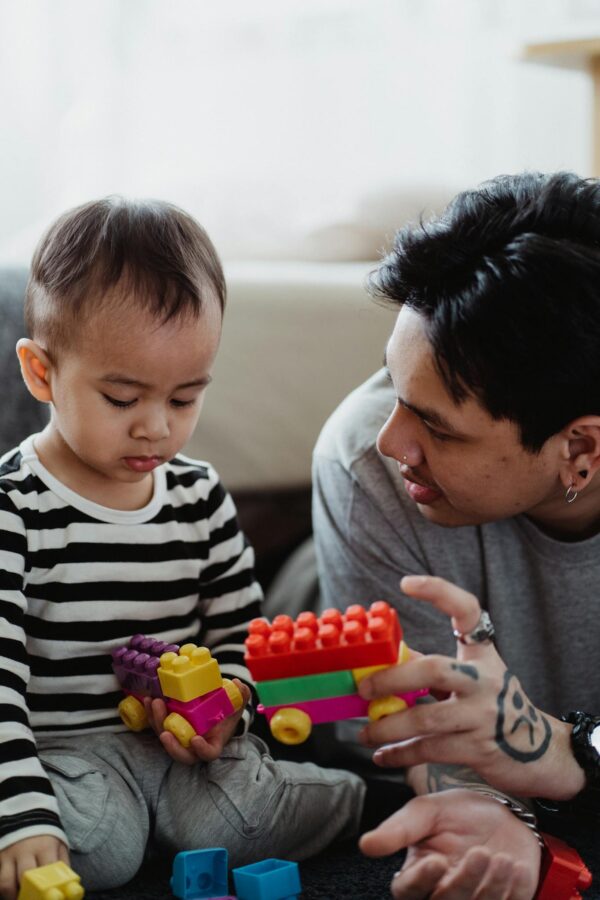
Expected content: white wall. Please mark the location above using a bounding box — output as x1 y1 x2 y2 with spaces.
0 0 597 263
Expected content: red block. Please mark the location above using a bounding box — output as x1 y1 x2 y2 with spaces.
536 833 592 900
244 602 402 680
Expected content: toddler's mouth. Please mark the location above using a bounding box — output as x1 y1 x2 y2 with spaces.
123 455 163 473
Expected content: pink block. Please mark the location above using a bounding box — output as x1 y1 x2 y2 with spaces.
260 689 427 725
260 693 367 724
168 687 235 736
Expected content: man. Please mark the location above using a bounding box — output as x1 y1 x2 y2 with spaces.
313 171 600 898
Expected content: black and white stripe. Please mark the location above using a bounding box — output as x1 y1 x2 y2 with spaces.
0 438 262 850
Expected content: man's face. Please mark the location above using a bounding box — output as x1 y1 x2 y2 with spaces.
377 306 564 527
46 297 222 497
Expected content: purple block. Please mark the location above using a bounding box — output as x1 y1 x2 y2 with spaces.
112 640 169 698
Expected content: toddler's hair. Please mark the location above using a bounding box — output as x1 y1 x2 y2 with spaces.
25 196 225 355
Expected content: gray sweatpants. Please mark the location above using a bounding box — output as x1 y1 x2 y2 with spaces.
38 730 365 891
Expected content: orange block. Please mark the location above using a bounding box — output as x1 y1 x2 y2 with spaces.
244 603 402 681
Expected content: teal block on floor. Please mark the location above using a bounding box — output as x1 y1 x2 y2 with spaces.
232 858 301 900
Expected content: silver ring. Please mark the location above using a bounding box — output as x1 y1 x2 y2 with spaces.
453 610 495 645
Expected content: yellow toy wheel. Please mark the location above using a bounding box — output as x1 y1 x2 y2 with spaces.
222 678 243 711
64 884 85 900
118 695 148 732
368 696 408 721
270 708 312 745
163 712 196 748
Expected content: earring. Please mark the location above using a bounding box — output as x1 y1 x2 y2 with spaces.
565 484 578 504
402 455 408 462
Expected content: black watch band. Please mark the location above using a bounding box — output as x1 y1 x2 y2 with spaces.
535 711 600 818
556 711 600 817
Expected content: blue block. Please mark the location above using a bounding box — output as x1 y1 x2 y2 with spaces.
232 858 301 900
170 848 230 899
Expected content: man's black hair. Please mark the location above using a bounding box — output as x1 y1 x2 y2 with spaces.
370 171 600 452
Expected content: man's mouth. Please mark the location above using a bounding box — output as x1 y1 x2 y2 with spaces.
401 472 444 505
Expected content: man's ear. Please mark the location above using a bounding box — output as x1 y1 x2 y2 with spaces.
559 416 600 493
16 339 53 403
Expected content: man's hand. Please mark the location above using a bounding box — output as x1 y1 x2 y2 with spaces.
0 835 69 900
144 679 251 765
358 575 583 800
360 788 540 899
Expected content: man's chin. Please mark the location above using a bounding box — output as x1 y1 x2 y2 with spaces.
416 502 481 528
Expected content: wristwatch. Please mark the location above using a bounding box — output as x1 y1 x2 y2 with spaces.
562 711 600 815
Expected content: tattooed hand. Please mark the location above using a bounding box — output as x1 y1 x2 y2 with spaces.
358 575 585 800
360 788 541 900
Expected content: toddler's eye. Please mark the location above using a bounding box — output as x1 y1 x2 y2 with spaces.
170 398 196 409
102 394 136 409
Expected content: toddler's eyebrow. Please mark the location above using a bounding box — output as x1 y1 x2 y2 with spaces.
101 374 212 389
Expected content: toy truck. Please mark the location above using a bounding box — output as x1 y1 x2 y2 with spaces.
112 634 243 747
244 602 426 745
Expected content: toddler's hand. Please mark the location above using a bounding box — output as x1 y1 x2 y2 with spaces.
0 835 70 900
144 679 251 766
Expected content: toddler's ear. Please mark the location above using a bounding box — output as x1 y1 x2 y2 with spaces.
16 339 53 403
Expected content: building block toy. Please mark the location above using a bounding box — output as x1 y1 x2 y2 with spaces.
170 848 236 899
232 858 301 900
112 635 243 748
246 603 427 744
255 668 357 706
536 833 592 899
18 861 84 900
244 603 401 681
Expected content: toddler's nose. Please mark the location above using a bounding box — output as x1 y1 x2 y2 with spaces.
130 409 169 442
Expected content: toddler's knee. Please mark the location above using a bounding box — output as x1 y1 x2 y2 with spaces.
70 841 146 891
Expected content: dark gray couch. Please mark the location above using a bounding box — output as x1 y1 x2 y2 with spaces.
0 268 48 454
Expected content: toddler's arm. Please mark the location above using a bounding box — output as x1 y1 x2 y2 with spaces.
0 489 67 858
0 835 69 900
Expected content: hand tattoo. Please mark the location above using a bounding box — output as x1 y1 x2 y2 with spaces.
495 671 552 762
451 662 479 680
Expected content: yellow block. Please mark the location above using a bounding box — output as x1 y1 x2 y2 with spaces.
352 641 411 686
18 861 84 900
158 644 222 702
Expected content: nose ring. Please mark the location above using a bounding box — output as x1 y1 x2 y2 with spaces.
402 455 408 462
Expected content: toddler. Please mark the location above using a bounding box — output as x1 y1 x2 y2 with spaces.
0 198 365 898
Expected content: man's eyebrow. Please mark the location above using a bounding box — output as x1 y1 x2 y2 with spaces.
382 347 464 437
397 396 463 435
101 374 212 389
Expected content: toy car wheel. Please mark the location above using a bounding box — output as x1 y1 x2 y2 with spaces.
270 708 312 745
368 695 408 721
222 677 243 711
118 695 148 732
164 712 196 748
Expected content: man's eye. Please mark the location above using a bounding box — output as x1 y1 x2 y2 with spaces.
426 425 451 442
102 394 136 409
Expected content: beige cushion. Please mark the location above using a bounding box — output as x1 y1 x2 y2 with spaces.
184 261 396 490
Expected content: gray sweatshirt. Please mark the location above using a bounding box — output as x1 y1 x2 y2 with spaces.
313 369 600 718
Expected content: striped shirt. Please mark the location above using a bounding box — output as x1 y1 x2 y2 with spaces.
0 435 262 850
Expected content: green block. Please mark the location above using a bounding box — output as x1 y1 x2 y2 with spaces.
256 668 357 705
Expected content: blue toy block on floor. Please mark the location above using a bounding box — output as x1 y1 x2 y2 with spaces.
232 858 301 900
171 848 234 899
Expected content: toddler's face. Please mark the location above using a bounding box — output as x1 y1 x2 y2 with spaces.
47 297 222 492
